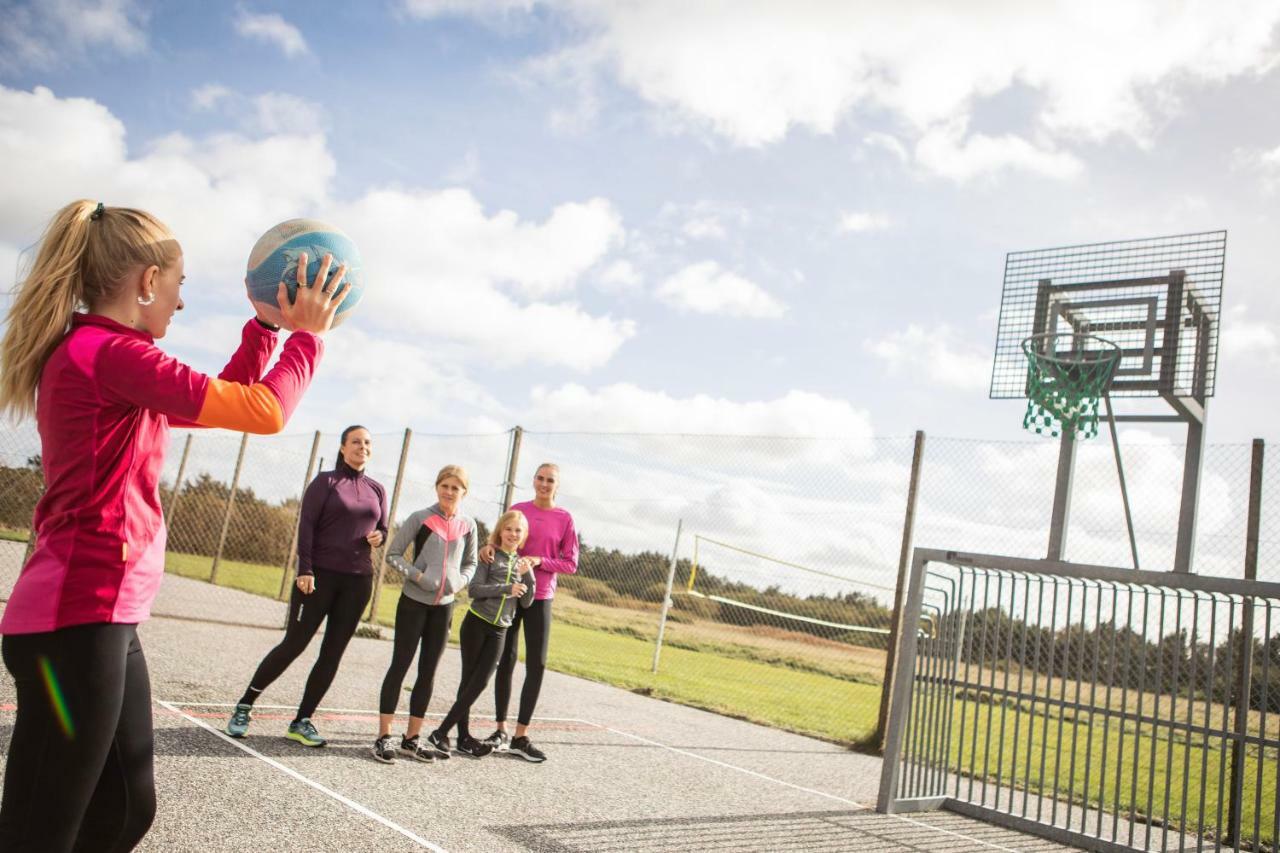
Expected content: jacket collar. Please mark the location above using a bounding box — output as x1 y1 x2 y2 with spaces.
72 312 153 343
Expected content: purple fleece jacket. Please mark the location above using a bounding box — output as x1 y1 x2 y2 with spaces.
296 459 389 576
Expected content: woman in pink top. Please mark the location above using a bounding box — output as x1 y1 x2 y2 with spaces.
0 200 348 853
480 463 578 763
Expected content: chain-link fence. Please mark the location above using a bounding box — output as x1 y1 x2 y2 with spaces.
0 422 1275 750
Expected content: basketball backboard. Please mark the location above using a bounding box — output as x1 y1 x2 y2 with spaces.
991 232 1226 401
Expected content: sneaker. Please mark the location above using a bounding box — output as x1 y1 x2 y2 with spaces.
508 735 546 763
224 703 252 738
286 718 326 747
483 729 510 752
425 729 452 759
372 734 397 764
399 734 436 763
456 736 494 759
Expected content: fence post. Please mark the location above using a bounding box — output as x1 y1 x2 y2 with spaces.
367 428 412 624
877 548 931 812
876 429 926 751
502 426 523 512
651 519 684 674
1225 438 1263 845
278 431 322 600
209 432 249 584
165 433 193 524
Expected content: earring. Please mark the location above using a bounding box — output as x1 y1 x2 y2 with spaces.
137 292 156 306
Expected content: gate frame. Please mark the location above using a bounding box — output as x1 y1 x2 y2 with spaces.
878 547 1280 851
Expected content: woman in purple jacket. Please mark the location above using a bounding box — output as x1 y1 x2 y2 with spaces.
224 425 387 746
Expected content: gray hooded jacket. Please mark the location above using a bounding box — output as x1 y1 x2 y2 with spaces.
467 550 535 627
386 504 478 606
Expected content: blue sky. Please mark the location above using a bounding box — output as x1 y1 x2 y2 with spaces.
3 0 1280 444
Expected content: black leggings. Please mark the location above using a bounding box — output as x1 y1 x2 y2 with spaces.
494 598 552 726
241 569 372 720
437 612 507 740
0 623 155 853
378 595 453 718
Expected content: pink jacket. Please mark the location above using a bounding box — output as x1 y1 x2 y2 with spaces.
0 314 322 635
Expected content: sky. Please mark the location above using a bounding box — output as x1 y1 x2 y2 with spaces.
2 0 1279 588
2 0 1279 445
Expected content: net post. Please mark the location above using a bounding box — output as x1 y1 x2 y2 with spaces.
367 428 412 624
651 519 683 674
210 432 249 584
878 547 931 813
279 430 322 601
877 429 925 750
1046 431 1076 560
164 432 193 522
1226 438 1264 844
502 426 523 513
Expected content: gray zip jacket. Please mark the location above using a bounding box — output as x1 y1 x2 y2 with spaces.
467 550 535 627
386 504 478 606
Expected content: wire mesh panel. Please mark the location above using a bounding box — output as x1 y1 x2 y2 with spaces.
881 549 1280 853
991 232 1227 400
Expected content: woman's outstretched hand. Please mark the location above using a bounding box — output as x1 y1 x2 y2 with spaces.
275 252 351 334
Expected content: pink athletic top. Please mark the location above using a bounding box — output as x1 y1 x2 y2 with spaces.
0 314 322 635
510 500 578 601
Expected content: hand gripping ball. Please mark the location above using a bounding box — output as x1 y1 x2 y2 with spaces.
245 219 363 328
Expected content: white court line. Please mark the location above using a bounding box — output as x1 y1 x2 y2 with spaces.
156 700 447 853
165 701 1024 852
593 722 1025 853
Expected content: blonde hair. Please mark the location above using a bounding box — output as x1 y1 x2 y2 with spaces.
435 464 470 493
488 510 528 550
0 200 179 418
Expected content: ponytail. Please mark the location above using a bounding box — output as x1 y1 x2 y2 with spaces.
0 200 178 418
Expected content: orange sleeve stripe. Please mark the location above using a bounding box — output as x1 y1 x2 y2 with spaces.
195 379 286 434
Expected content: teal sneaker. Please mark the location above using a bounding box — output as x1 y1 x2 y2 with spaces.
224 703 252 738
287 718 326 747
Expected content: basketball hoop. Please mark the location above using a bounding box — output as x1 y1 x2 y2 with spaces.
1020 333 1121 439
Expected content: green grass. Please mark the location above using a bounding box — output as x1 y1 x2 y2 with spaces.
161 551 881 744
0 528 30 543
923 695 1277 847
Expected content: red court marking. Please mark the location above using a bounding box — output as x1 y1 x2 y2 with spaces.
157 705 597 731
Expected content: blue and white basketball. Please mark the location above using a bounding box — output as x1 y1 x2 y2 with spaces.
245 219 363 328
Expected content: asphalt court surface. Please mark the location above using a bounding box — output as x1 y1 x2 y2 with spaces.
0 548 1073 851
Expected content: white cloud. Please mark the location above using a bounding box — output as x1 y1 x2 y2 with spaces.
682 216 726 240
914 120 1083 182
0 84 634 375
656 261 785 319
1 0 148 69
192 84 233 111
1220 305 1279 363
234 9 309 57
838 211 891 233
403 0 537 17
441 1 1280 179
1235 143 1280 191
189 85 326 135
864 324 992 391
527 382 874 439
594 259 643 292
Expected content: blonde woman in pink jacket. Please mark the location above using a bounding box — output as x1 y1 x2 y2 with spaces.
0 200 347 852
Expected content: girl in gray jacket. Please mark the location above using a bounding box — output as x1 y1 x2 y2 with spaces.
427 510 535 759
373 465 478 764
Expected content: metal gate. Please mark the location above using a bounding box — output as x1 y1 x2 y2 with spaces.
878 549 1280 853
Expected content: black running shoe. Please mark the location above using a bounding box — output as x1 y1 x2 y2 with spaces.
508 735 546 763
456 736 494 759
399 734 435 763
483 729 510 751
372 734 397 764
425 729 452 759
